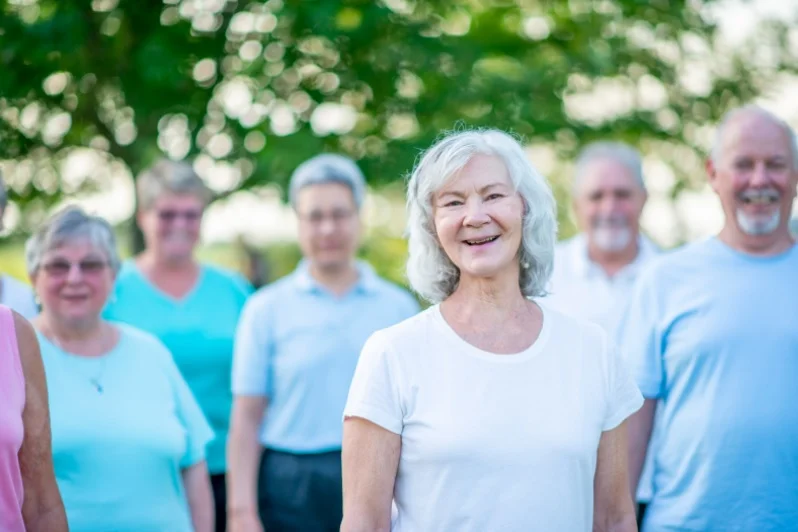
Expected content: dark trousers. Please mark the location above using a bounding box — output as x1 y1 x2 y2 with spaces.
211 473 227 532
637 502 648 530
257 449 343 532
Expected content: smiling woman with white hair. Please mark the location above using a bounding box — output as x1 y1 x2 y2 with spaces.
341 129 644 532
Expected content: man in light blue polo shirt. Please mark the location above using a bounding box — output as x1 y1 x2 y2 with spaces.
226 154 419 531
622 105 798 531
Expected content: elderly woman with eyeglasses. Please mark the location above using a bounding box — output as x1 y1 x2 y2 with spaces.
26 206 215 532
227 154 419 532
103 159 252 532
341 130 644 532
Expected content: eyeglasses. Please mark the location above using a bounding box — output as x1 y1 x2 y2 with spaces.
41 259 109 278
156 209 203 223
297 209 356 226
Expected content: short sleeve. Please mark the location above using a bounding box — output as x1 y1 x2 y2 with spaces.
161 353 214 468
343 331 403 435
602 334 644 432
617 269 666 398
231 294 272 396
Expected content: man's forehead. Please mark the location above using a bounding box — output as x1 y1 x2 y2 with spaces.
297 182 354 201
577 157 640 193
720 114 792 158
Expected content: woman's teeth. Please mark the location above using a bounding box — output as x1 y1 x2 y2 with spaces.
466 236 498 245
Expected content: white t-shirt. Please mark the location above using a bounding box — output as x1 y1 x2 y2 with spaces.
0 275 37 320
344 303 643 532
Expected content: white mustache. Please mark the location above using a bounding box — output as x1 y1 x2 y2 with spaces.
591 215 629 229
739 188 780 201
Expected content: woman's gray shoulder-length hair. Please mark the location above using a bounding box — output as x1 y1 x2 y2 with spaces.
405 128 558 304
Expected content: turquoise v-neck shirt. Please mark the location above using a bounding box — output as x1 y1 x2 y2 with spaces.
104 261 253 474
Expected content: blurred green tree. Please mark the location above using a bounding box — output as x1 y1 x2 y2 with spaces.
1 0 796 246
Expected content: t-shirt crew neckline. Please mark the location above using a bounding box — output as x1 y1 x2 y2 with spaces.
38 326 124 362
709 236 798 264
431 300 552 363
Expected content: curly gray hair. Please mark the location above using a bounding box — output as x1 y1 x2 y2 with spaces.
25 206 121 274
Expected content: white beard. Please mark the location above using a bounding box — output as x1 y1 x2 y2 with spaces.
736 209 781 236
592 226 632 252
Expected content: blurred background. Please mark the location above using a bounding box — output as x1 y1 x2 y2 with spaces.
2 0 798 288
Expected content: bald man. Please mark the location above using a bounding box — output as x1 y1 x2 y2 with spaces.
621 106 798 531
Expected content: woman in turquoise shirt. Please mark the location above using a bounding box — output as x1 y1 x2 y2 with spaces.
103 159 252 532
26 206 214 531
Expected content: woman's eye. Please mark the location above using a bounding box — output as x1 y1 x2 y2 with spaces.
444 200 462 207
486 193 503 201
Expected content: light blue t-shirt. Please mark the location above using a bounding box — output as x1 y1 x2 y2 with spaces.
39 324 213 532
232 260 420 453
104 261 252 474
619 237 798 531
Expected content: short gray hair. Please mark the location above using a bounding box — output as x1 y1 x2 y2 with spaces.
711 105 798 170
288 154 367 209
136 159 212 211
406 129 558 304
25 206 121 274
573 141 646 195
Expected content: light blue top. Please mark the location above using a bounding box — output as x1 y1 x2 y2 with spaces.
232 260 420 453
104 261 252 473
39 324 213 532
618 238 798 532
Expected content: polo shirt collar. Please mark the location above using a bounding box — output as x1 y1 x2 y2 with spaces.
293 259 378 295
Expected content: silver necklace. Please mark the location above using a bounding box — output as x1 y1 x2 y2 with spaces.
49 326 111 394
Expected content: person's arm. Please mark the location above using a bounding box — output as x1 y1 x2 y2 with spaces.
594 422 637 532
227 396 267 531
182 460 214 532
153 335 216 532
627 398 657 498
15 312 68 532
615 263 666 507
339 329 405 532
228 293 274 531
340 417 401 532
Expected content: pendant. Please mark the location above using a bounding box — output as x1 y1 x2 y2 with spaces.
91 380 103 393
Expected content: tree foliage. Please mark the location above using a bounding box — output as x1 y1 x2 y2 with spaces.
1 0 797 239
